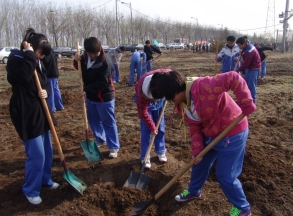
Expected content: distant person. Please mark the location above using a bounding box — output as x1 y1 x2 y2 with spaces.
254 43 273 79
202 43 206 53
74 37 120 158
108 46 125 83
216 35 240 72
134 68 171 168
6 28 59 205
236 37 261 103
155 70 256 216
285 42 290 52
143 40 162 73
128 50 146 86
41 48 64 113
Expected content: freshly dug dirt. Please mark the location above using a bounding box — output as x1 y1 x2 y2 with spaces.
0 50 292 216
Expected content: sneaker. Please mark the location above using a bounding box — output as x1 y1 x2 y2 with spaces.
109 151 118 158
141 158 151 169
95 141 106 148
25 195 42 205
158 154 167 163
113 81 116 83
49 182 59 190
228 207 251 216
175 189 201 202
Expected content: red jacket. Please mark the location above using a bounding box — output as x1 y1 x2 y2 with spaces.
177 71 256 156
135 68 171 131
238 44 261 72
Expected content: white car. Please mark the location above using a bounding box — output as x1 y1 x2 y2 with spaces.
0 47 19 64
166 43 184 50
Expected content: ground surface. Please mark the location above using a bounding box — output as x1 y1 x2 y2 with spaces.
0 50 293 216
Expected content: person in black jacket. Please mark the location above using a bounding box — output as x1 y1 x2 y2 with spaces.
255 43 273 79
41 49 64 112
74 37 120 158
6 28 59 205
143 40 162 73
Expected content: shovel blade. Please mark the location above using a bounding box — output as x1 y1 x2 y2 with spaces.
80 140 103 163
129 199 155 216
123 171 140 189
135 173 150 190
64 170 87 195
123 171 150 190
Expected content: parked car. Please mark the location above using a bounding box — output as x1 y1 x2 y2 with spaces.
102 45 111 53
166 43 184 50
71 45 84 53
118 43 143 52
52 46 76 58
154 43 166 50
0 46 19 64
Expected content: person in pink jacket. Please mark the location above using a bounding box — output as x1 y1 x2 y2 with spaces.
156 71 256 216
134 68 171 168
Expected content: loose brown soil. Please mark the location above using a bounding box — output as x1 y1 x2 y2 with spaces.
0 50 292 216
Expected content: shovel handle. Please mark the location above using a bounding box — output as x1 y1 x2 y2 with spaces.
154 113 246 200
76 42 90 138
33 70 66 165
142 100 167 164
214 39 219 75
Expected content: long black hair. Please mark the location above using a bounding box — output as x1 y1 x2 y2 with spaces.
21 28 51 56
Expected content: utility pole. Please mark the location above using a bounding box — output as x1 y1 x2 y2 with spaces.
115 0 119 47
282 0 289 53
121 2 133 43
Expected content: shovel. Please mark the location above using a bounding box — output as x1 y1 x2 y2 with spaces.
214 39 219 75
33 69 86 195
129 113 245 215
76 42 103 163
124 100 167 190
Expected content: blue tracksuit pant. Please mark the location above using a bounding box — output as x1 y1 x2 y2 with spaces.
86 98 120 152
244 70 259 103
188 128 250 211
260 60 267 78
144 60 152 73
129 60 142 85
112 63 120 82
139 99 166 160
22 131 54 197
47 78 64 113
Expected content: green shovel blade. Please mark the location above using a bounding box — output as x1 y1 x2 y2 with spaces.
80 140 103 163
63 170 87 195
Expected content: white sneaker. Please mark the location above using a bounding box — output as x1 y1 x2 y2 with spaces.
109 152 118 158
25 195 42 205
95 141 106 148
141 159 151 169
49 182 59 190
158 154 167 163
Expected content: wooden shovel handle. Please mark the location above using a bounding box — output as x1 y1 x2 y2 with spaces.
76 42 90 137
143 100 167 164
154 113 246 200
33 70 65 162
214 39 219 75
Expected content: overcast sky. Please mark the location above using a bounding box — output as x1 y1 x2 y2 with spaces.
46 0 292 37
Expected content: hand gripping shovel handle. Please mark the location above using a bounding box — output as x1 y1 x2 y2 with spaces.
141 100 167 168
142 54 162 70
33 70 67 169
233 52 242 71
154 113 245 200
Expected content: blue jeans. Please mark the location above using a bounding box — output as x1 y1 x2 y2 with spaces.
113 63 120 82
145 60 152 72
139 99 166 159
47 78 64 113
129 60 142 85
260 60 267 78
244 70 259 103
188 128 250 211
86 98 120 152
22 131 54 197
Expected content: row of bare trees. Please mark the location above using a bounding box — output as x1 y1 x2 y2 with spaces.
0 0 277 48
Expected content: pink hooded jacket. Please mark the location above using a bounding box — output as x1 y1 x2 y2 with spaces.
176 71 256 156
